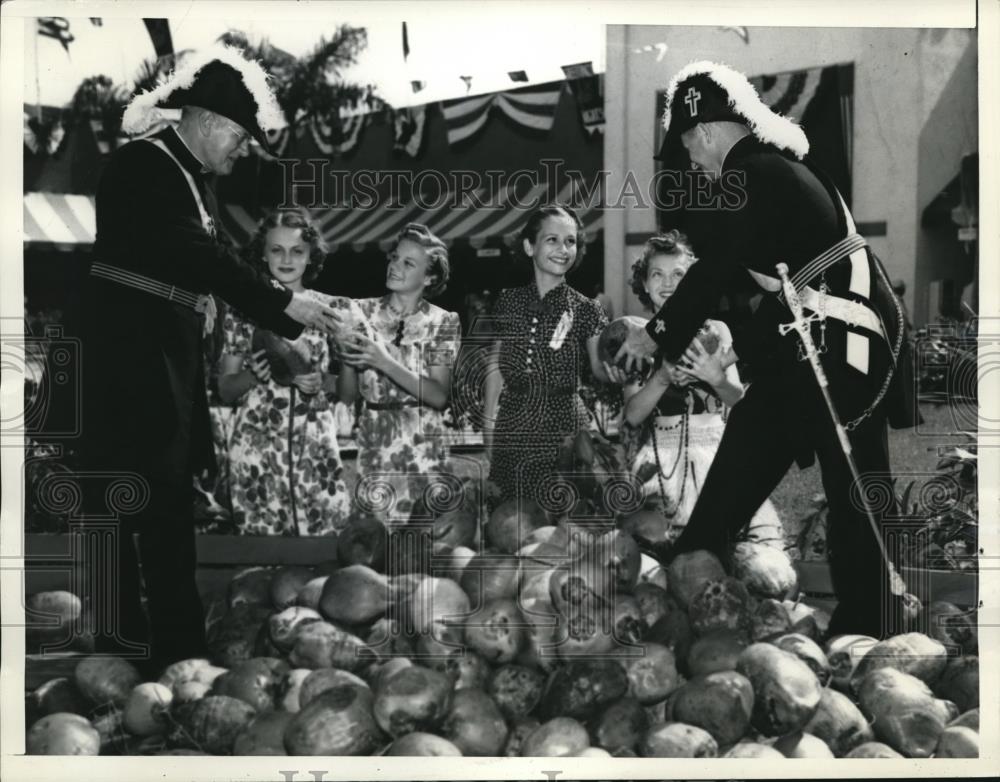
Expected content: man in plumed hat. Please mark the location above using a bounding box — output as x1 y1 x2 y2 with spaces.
616 61 918 639
78 46 342 670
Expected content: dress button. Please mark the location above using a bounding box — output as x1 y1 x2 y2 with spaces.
526 357 533 363
532 317 538 324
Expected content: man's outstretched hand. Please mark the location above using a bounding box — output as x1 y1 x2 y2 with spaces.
613 322 658 373
285 292 344 334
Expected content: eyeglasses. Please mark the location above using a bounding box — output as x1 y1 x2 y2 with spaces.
217 117 251 148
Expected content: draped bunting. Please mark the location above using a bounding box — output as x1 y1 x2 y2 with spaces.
749 67 824 123
304 112 367 156
442 82 562 146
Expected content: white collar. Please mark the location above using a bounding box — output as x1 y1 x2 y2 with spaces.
170 125 211 174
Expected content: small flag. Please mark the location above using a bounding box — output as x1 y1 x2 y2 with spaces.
410 80 426 94
90 18 103 26
143 18 175 59
508 70 528 82
460 75 473 93
38 18 74 53
561 61 594 80
393 105 426 158
402 22 410 61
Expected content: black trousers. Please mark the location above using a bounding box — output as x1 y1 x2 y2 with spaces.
669 376 908 639
85 478 208 672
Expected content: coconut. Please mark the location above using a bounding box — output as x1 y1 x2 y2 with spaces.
772 731 835 758
373 665 453 738
488 664 544 720
268 566 315 610
464 597 525 664
441 688 508 756
731 542 797 600
857 667 956 758
174 695 256 754
486 499 548 554
802 686 874 756
849 632 949 693
688 577 752 638
933 655 978 713
824 634 878 691
925 601 977 654
520 717 590 756
319 565 390 625
667 671 754 747
26 713 100 755
538 660 629 721
735 643 822 736
122 683 173 737
284 686 382 755
845 741 904 758
667 550 726 610
624 643 680 705
749 598 791 642
386 732 463 756
267 606 322 652
687 630 747 677
773 633 832 686
590 697 649 753
934 725 979 758
232 711 293 755
74 656 142 708
640 722 718 758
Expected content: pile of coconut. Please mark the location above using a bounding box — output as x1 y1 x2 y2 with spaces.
25 500 979 757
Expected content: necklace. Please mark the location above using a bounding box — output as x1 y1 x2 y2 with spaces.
385 297 418 347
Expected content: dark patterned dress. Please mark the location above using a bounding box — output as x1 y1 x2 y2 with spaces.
489 281 608 507
348 296 462 523
221 289 351 535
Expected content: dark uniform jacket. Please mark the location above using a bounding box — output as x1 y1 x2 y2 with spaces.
79 127 303 501
647 135 917 456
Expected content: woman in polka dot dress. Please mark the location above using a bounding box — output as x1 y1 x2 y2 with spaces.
483 204 612 509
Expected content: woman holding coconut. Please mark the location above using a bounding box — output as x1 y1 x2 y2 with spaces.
483 204 613 508
607 230 782 545
337 222 462 523
218 209 351 535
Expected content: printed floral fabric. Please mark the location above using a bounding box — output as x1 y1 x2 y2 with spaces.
348 296 462 523
488 281 608 507
221 289 351 535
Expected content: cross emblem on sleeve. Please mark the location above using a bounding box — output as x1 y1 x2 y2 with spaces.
684 86 702 117
654 319 666 334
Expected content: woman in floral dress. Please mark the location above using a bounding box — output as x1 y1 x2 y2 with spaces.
608 231 783 545
483 204 613 508
218 209 351 535
337 223 462 524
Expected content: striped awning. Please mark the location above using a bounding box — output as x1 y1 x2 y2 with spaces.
221 179 604 253
23 193 96 246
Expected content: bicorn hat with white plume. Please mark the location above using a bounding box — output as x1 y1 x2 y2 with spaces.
121 45 285 153
656 60 809 163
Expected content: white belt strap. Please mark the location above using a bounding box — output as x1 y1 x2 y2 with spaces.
831 189 872 375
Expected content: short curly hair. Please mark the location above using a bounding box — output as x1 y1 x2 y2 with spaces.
390 222 450 300
629 229 698 310
243 208 328 285
518 203 587 273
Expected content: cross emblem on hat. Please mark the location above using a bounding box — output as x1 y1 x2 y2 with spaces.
684 86 702 117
